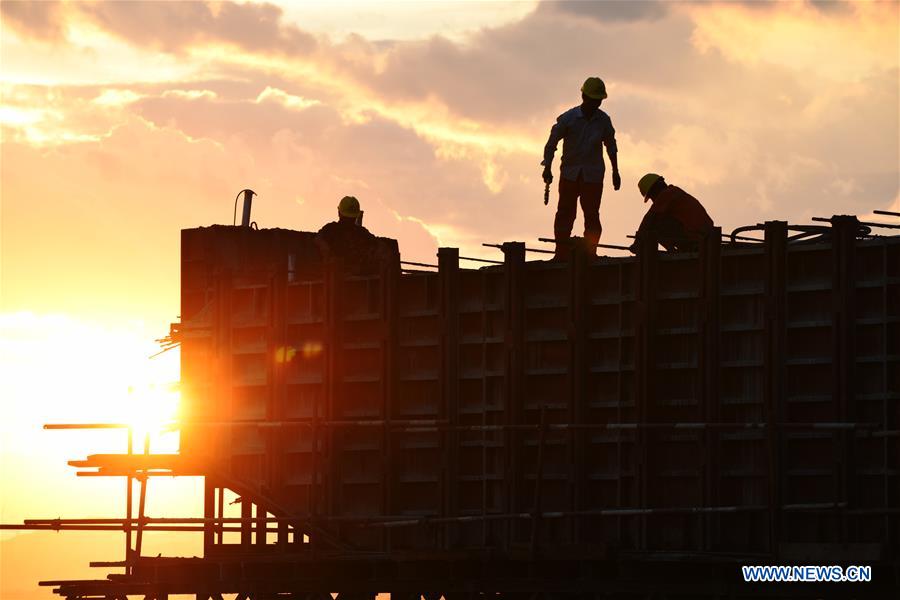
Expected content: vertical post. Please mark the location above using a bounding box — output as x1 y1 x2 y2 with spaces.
215 268 234 514
203 479 215 555
240 496 252 547
125 427 133 574
270 254 289 539
570 242 588 544
275 248 294 553
438 247 460 550
216 487 224 546
381 251 399 554
531 406 548 559
502 241 525 548
255 503 266 546
324 258 343 546
635 235 658 550
764 220 787 557
832 215 858 544
701 227 721 550
278 518 289 549
134 432 151 561
880 240 894 548
308 273 324 543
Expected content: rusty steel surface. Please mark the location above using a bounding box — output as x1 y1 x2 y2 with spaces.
169 218 899 587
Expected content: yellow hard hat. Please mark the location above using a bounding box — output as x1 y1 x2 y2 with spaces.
338 195 361 218
638 173 663 202
581 77 607 100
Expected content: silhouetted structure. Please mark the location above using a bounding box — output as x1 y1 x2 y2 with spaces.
4 214 899 599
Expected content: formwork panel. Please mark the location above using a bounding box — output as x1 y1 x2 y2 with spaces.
178 225 900 573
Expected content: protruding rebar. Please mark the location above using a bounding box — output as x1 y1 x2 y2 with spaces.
537 237 632 251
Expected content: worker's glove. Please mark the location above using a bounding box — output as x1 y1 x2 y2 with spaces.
542 168 553 184
612 170 621 191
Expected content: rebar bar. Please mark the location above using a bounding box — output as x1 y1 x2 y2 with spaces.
537 237 632 251
400 260 438 268
458 256 503 264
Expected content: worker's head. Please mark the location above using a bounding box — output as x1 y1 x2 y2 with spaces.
581 77 607 110
337 195 361 222
638 173 666 203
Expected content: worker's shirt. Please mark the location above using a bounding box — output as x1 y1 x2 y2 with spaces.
639 185 714 239
316 220 378 265
543 106 617 183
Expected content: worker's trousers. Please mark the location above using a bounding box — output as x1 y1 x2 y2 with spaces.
554 173 603 259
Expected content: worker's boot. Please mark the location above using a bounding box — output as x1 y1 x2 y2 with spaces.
553 241 570 261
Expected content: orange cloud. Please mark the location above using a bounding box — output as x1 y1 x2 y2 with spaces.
685 1 897 80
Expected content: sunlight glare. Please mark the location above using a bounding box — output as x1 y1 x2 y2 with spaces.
125 381 181 448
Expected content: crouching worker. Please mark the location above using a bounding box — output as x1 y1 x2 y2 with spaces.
317 196 396 273
630 173 714 253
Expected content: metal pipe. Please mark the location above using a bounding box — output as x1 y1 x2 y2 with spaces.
161 419 885 431
133 433 150 560
459 256 503 264
873 209 899 217
125 428 133 575
1 524 284 533
400 260 438 268
25 517 301 525
240 189 256 227
859 221 900 229
44 423 130 429
537 237 632 251
19 499 900 533
1 524 210 532
812 216 900 230
483 242 555 255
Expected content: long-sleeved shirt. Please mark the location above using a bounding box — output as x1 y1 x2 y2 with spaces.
542 106 617 183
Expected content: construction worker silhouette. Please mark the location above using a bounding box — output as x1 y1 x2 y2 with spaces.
542 77 621 259
631 173 715 253
316 196 380 270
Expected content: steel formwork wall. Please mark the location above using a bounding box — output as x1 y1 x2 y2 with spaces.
179 222 899 563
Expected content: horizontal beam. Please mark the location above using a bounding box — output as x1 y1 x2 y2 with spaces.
1 523 285 533
159 419 891 431
44 423 130 430
13 502 897 534
537 237 632 251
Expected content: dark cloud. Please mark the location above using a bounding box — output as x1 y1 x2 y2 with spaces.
808 0 855 14
0 0 66 41
78 0 316 55
354 9 705 126
537 0 669 23
3 0 896 259
129 91 494 227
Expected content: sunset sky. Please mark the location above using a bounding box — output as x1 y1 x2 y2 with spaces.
1 0 898 597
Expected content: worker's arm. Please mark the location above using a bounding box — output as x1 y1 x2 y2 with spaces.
629 210 658 253
541 116 566 183
604 120 620 191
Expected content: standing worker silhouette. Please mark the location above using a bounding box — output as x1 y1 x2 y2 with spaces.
542 77 621 259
